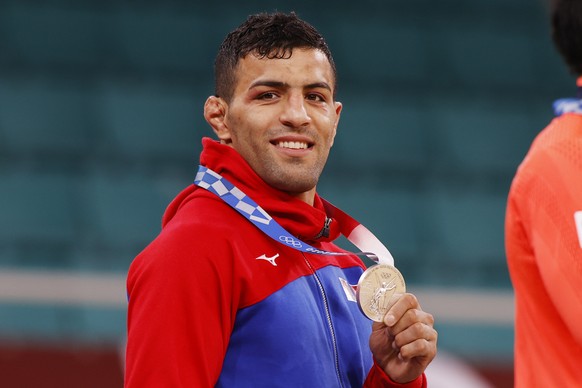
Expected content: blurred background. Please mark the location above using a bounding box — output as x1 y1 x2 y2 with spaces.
0 0 573 387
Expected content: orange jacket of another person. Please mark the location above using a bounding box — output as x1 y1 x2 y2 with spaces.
505 77 582 387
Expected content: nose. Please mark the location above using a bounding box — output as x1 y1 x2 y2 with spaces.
279 94 311 128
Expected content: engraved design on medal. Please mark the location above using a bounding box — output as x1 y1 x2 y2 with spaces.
356 264 406 322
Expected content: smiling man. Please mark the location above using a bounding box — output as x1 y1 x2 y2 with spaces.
125 12 437 388
205 47 339 204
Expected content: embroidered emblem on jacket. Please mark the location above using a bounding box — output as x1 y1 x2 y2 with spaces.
256 253 280 266
339 277 357 302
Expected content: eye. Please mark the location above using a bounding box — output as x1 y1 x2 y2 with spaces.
257 92 279 100
306 93 325 102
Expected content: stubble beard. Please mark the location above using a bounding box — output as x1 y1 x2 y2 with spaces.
259 156 326 195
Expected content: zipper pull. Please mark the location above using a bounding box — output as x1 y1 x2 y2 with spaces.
314 216 332 239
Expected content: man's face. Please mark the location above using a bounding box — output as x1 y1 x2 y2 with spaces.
215 48 342 204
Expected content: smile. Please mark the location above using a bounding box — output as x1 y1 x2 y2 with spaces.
274 141 309 150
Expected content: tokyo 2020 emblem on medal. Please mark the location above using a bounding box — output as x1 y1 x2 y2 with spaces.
356 264 406 322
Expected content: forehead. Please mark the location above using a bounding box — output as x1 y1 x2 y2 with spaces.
234 48 335 91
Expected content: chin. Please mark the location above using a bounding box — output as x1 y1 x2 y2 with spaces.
260 164 323 194
272 178 317 195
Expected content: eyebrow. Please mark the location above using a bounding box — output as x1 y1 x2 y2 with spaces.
306 82 332 92
249 80 332 92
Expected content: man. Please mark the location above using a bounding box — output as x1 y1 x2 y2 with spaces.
125 12 437 387
505 0 582 386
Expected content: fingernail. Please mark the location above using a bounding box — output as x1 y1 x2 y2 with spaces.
384 314 395 326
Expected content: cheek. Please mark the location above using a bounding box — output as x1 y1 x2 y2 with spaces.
224 110 248 142
230 107 266 133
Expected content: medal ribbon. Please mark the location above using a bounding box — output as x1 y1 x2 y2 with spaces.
194 165 394 266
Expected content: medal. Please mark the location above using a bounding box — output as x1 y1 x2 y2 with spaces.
356 264 406 322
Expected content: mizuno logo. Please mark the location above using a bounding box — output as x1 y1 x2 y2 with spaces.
256 253 280 266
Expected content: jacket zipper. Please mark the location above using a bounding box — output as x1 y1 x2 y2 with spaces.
302 253 345 388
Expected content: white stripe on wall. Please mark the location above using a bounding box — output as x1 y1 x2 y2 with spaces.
0 268 514 325
0 268 126 307
410 286 514 326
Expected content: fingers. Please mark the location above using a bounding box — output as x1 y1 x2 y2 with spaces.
393 321 438 361
383 293 431 329
382 293 438 361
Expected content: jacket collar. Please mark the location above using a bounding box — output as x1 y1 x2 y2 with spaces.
197 138 340 243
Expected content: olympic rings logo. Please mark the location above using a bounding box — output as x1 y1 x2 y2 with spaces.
279 235 302 248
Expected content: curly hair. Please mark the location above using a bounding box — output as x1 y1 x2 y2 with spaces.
213 12 337 102
551 0 582 75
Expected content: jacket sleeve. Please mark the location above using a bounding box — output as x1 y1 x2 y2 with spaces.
364 361 427 388
124 224 239 387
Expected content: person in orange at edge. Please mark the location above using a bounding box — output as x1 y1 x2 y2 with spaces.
505 0 582 386
125 11 437 388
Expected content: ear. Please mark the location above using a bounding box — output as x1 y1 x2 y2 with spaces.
330 101 342 147
204 96 232 143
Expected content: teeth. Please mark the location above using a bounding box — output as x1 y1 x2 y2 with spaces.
277 141 308 150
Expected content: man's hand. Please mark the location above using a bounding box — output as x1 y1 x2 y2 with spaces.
369 293 437 384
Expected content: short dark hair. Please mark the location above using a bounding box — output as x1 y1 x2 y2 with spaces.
214 12 337 102
551 0 582 76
